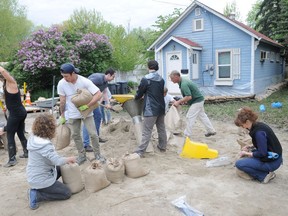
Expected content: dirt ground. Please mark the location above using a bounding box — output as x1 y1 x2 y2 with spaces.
0 108 287 216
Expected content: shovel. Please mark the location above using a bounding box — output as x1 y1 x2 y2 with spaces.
98 103 123 113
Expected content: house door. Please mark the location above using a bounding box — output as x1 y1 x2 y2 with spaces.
192 51 199 79
166 52 182 94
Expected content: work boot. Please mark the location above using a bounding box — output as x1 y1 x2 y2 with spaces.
20 149 28 158
20 140 28 158
4 155 18 168
99 137 108 143
94 154 106 164
76 155 87 165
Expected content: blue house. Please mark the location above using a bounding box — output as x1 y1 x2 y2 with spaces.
148 0 285 97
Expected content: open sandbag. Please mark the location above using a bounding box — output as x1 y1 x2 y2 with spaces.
61 163 84 194
84 161 110 193
122 153 149 178
53 124 71 150
165 106 181 133
104 158 125 184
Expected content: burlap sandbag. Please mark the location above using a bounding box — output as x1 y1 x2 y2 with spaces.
84 161 110 193
61 163 84 194
71 88 100 119
104 158 125 184
71 89 92 108
122 153 149 178
165 106 181 132
53 124 71 150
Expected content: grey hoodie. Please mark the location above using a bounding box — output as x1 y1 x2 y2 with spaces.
26 134 67 189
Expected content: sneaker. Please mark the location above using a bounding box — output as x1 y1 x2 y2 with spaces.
84 145 93 152
95 154 106 164
262 172 276 184
19 152 29 158
76 155 87 165
28 189 39 210
157 145 166 152
3 157 18 168
134 151 145 158
205 132 216 137
99 137 108 143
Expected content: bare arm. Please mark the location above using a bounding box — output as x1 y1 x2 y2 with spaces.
87 90 102 107
59 95 66 117
0 66 18 93
173 95 192 107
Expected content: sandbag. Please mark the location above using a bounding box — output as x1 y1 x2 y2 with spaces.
71 89 92 107
122 153 149 178
53 124 71 150
84 161 110 193
104 158 125 184
165 106 181 132
71 88 100 119
61 163 84 194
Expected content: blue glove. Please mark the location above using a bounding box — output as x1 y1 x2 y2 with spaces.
79 105 89 111
267 151 279 159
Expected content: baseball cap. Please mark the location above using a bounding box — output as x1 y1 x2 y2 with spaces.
60 63 80 74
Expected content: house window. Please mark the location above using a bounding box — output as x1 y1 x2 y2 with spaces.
260 50 267 61
193 18 203 31
195 8 201 16
214 48 240 86
170 55 179 60
192 53 197 64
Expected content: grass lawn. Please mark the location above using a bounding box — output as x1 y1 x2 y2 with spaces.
204 85 288 130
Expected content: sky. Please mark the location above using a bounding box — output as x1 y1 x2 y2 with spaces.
18 0 257 30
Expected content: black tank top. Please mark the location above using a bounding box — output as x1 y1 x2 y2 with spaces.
4 89 26 115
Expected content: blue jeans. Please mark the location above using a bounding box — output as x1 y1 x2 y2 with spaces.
101 101 111 124
83 107 102 147
235 156 283 182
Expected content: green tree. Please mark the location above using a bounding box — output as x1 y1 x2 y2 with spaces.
0 0 33 61
64 8 148 72
223 0 241 21
246 0 262 28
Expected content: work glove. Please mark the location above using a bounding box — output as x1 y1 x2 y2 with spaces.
79 105 89 111
59 116 66 125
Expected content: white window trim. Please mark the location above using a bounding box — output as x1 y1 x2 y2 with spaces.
193 18 204 31
214 48 240 86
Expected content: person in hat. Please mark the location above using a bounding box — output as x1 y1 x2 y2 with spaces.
82 68 116 151
57 63 105 164
0 66 28 167
234 107 283 183
169 70 216 138
134 60 167 157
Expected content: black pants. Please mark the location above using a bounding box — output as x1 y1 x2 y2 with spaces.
5 110 27 158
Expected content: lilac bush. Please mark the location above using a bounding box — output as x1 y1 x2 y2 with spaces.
11 26 113 92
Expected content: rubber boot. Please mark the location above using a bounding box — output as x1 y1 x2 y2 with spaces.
4 145 18 167
19 140 28 158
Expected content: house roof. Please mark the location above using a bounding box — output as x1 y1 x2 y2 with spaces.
156 36 202 52
148 0 283 50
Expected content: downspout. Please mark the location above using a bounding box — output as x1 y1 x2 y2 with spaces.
252 38 261 95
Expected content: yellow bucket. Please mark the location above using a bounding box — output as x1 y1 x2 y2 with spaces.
112 94 135 104
180 137 218 159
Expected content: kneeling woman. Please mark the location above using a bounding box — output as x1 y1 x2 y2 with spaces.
234 107 282 184
26 114 76 210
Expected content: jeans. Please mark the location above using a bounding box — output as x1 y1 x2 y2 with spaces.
101 101 111 124
83 107 101 147
35 166 71 202
135 114 167 155
235 156 283 182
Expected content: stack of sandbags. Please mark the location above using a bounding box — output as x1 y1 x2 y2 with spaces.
61 163 84 194
84 161 111 193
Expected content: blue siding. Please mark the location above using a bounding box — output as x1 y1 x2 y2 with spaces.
156 6 284 96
